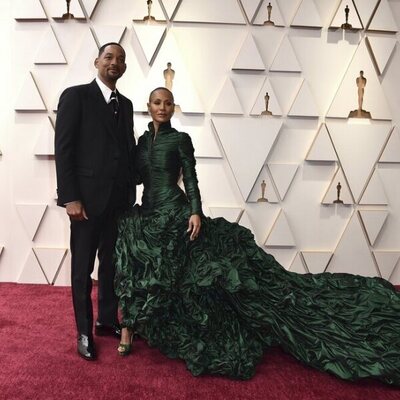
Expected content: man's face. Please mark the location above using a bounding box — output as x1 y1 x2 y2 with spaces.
94 45 126 85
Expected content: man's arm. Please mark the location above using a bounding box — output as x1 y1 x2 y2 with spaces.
54 87 83 209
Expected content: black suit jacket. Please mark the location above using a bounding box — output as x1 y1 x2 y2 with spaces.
55 79 136 216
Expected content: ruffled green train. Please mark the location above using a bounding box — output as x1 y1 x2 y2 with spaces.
114 205 400 385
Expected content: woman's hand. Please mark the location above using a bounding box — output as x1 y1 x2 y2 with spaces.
187 214 201 241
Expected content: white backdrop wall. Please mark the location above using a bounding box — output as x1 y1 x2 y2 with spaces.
1 0 400 285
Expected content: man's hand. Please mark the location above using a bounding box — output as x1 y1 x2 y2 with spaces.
66 201 88 221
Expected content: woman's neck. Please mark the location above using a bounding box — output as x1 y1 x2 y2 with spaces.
153 121 159 134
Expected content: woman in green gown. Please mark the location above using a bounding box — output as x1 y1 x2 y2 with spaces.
114 87 400 385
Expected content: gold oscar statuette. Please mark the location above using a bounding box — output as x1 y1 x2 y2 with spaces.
143 0 156 22
257 180 268 202
341 5 352 30
163 62 175 91
261 92 272 116
348 71 372 119
263 3 275 26
333 182 344 204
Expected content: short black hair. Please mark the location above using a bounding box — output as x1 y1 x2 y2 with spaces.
98 42 126 58
149 87 175 103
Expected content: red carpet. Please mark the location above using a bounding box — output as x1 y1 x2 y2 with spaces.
0 283 399 400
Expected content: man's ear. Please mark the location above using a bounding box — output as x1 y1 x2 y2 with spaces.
94 58 99 69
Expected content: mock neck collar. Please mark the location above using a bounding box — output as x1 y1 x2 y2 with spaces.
148 120 172 134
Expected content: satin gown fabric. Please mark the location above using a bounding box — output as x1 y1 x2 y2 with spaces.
115 121 400 385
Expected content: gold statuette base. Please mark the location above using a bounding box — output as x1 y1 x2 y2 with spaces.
263 20 275 26
348 109 372 119
341 23 352 29
261 110 273 116
333 199 344 204
257 198 268 203
62 13 74 19
143 15 156 21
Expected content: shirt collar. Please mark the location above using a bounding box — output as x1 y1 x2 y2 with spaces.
95 76 117 104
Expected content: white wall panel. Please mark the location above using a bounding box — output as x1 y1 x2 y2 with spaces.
1 0 400 285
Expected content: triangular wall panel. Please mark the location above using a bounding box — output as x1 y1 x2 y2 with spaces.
34 26 66 64
269 76 303 115
327 120 391 202
173 119 222 158
366 35 397 75
80 0 100 18
174 0 245 24
288 80 319 117
34 117 55 156
265 210 296 247
380 127 400 163
250 78 282 116
91 25 126 48
161 0 182 20
18 250 48 284
327 213 379 277
253 0 285 26
291 0 322 28
301 251 333 273
16 204 47 241
358 210 388 246
327 39 392 120
211 78 244 115
33 248 68 284
373 251 400 280
322 167 354 205
306 124 337 162
232 33 265 71
247 166 280 203
353 0 379 29
15 72 46 111
359 168 388 205
212 117 282 201
289 252 308 273
270 36 302 72
240 0 263 23
53 251 71 286
14 0 47 20
330 0 362 29
268 163 298 201
132 23 166 65
367 0 398 32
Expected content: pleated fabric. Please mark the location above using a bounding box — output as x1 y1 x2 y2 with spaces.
115 122 400 385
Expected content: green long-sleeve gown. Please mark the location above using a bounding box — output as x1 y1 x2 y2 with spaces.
114 121 400 385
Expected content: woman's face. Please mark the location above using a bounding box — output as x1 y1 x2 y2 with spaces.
148 89 175 125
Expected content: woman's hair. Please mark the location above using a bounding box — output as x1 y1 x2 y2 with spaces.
148 87 175 103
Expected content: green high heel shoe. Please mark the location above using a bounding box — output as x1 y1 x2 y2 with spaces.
117 328 133 356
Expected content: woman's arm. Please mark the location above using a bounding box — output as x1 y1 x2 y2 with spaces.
178 133 202 240
178 132 202 216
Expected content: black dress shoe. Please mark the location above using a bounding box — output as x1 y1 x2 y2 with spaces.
94 321 121 338
77 334 97 361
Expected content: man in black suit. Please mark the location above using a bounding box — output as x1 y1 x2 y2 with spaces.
55 42 135 360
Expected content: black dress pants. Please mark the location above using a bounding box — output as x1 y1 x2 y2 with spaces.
70 200 123 336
